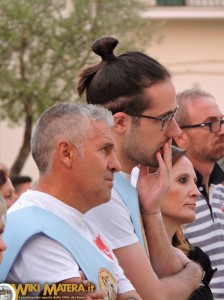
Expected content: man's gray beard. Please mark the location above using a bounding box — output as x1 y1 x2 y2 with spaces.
189 147 224 164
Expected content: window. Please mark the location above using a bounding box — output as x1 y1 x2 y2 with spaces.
157 0 186 6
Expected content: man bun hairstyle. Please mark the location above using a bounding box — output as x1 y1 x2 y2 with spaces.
78 36 171 115
92 36 117 62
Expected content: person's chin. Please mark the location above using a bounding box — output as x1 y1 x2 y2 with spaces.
183 215 195 224
97 191 112 206
216 150 224 159
142 157 159 169
104 191 112 203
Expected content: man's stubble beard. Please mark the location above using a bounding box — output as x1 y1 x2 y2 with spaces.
122 130 159 168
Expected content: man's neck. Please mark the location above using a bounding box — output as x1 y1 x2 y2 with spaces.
113 135 138 174
188 157 214 193
117 154 138 174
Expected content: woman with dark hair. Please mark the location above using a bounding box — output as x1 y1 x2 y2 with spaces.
0 163 18 209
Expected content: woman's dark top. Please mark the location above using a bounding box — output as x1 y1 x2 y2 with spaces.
188 245 217 300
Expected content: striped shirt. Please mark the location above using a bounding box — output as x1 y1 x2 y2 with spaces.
183 181 224 300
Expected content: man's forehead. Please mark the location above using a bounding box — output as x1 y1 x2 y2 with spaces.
144 98 177 115
90 120 112 135
143 83 176 113
188 97 221 117
187 95 215 106
88 121 114 143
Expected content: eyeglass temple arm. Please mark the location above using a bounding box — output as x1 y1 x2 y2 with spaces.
180 123 207 129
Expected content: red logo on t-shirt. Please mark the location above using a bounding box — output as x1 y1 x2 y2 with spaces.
94 235 113 260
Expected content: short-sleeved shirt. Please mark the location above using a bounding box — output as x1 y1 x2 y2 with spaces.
183 164 224 300
84 172 138 250
7 190 134 294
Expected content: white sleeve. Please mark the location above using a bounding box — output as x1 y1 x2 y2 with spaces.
84 189 138 249
7 234 81 285
116 263 135 294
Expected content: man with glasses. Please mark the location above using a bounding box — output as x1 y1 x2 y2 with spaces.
173 88 224 300
128 105 179 132
78 36 203 300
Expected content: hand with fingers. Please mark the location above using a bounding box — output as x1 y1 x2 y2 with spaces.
79 271 105 300
84 291 105 300
137 139 172 215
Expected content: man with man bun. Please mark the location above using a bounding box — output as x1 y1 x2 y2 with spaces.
79 36 203 300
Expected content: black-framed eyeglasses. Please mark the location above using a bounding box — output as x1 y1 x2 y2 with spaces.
180 119 224 133
128 105 179 131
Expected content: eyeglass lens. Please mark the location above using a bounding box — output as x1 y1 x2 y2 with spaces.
162 114 175 131
211 120 224 133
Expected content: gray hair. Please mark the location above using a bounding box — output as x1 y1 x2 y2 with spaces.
31 102 114 174
175 88 215 127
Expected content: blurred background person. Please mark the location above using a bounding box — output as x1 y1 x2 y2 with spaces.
0 163 19 209
10 175 32 196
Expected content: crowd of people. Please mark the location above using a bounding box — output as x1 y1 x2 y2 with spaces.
0 36 223 300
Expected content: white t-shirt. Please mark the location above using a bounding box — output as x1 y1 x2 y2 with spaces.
84 171 138 250
131 167 139 188
7 190 134 294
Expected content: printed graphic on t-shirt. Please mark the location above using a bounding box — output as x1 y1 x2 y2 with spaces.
98 267 118 300
93 235 113 260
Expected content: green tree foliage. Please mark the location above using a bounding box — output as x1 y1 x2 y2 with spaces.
0 0 159 175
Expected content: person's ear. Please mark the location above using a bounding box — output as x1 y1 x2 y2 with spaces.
113 112 131 134
57 141 75 168
173 131 188 150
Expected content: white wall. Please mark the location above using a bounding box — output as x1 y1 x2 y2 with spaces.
146 19 224 112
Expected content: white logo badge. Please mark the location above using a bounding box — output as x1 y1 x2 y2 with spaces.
0 284 16 300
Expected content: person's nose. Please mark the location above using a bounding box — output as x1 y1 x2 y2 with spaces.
109 152 121 173
166 118 181 138
189 183 201 200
